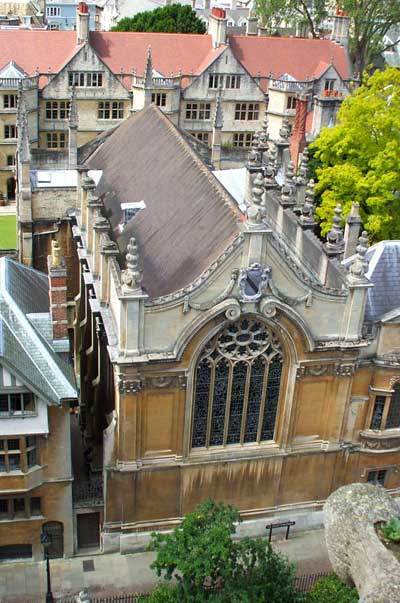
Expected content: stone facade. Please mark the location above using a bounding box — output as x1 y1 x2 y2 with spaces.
65 107 400 554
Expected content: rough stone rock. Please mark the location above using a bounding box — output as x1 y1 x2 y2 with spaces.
324 483 400 603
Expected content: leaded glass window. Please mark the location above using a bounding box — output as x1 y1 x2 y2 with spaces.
386 384 400 429
191 318 283 449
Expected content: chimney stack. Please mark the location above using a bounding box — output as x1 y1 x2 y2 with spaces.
48 240 69 349
77 2 89 45
289 95 308 170
331 6 350 48
208 7 227 48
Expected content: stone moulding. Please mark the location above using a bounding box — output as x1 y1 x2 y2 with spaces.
118 374 187 393
296 362 355 379
359 430 400 452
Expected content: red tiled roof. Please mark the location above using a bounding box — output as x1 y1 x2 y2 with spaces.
0 31 78 78
0 30 350 87
229 36 350 81
90 31 219 77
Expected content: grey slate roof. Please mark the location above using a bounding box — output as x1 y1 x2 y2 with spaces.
86 104 241 299
0 258 77 404
364 241 400 323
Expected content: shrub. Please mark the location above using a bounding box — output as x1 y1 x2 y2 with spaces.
305 574 358 603
381 517 400 543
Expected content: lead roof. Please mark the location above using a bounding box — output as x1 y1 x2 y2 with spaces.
86 104 241 299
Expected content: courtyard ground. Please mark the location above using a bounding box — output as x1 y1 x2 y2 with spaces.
0 214 17 249
0 528 331 602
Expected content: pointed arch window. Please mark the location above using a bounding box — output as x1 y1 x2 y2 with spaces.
191 318 283 449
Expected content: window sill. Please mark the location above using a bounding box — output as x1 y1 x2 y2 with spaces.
0 413 37 419
187 441 281 464
0 514 44 523
0 464 41 476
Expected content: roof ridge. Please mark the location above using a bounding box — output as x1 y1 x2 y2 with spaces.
154 106 241 222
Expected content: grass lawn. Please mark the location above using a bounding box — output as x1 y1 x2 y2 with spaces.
0 215 17 249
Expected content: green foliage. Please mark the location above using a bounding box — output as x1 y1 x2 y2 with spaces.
305 574 359 603
147 499 300 603
0 215 17 249
137 583 180 603
381 518 400 543
111 4 206 33
254 1 400 72
255 0 327 37
310 67 400 241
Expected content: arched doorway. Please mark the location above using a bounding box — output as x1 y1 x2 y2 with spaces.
42 521 64 559
6 177 15 201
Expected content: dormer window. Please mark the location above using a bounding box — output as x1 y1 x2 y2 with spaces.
121 201 145 225
0 392 35 417
324 79 335 92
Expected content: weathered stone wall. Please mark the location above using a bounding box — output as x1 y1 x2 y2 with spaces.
325 483 400 603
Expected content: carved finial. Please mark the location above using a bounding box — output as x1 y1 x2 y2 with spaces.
299 179 316 228
347 231 369 284
279 117 291 142
144 45 153 87
252 172 264 207
247 134 262 168
297 147 309 183
325 204 345 255
263 152 276 189
69 86 78 128
51 240 62 268
121 237 142 290
280 164 296 207
257 110 269 148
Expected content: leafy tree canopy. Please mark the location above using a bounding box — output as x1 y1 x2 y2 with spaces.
145 499 300 603
255 0 400 73
311 67 400 241
111 4 206 33
305 574 359 603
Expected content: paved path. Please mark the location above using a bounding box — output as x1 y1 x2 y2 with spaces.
0 529 331 602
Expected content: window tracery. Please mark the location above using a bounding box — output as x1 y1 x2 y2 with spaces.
191 318 283 449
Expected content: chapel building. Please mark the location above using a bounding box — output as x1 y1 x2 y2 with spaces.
64 105 400 553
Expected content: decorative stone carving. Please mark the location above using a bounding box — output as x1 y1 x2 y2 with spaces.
347 231 369 285
280 161 296 208
143 374 187 389
239 263 271 301
183 269 239 313
248 171 266 225
118 377 142 393
299 179 317 229
325 204 345 256
296 362 355 379
390 375 400 387
360 430 400 451
296 146 309 185
278 117 291 142
121 237 142 291
324 483 400 603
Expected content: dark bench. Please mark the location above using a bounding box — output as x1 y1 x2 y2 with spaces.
265 520 296 542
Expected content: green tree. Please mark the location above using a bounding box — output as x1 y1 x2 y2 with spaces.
146 499 300 603
111 4 206 33
305 574 359 603
255 0 329 38
310 67 400 241
255 1 400 73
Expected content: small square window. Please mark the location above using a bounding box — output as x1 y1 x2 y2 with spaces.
0 499 8 515
7 439 19 451
8 455 20 470
367 469 387 487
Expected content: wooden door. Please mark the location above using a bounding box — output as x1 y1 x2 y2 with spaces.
42 521 64 559
77 512 100 549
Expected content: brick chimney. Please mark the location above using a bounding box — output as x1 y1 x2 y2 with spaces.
77 2 89 45
289 95 308 170
331 5 350 48
48 240 69 348
208 7 227 48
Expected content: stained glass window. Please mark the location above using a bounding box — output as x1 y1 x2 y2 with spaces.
191 318 283 449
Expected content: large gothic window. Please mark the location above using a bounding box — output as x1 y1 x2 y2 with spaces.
191 318 283 449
